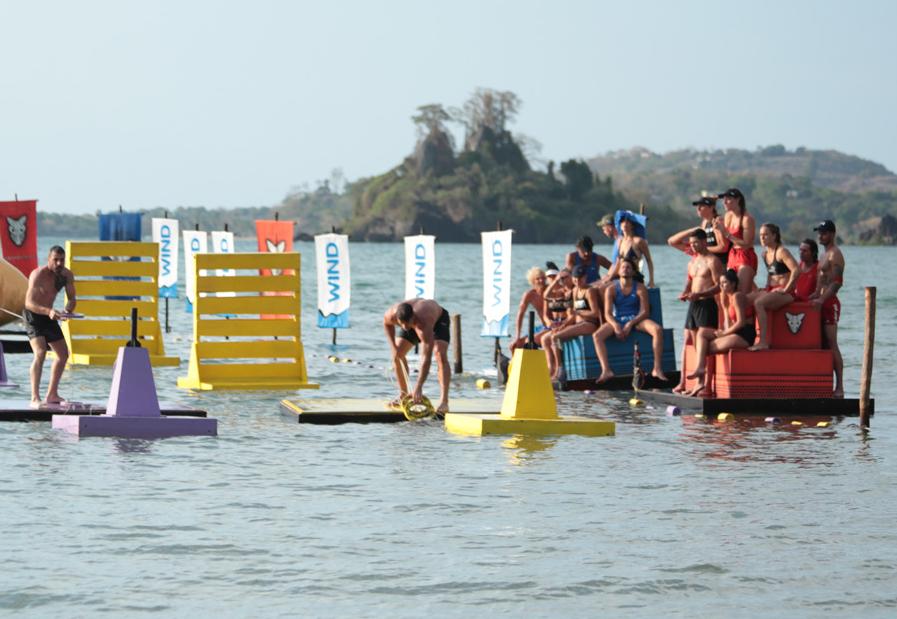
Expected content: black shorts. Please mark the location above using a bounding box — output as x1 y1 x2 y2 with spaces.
685 298 718 330
735 324 757 346
398 308 451 345
24 309 65 343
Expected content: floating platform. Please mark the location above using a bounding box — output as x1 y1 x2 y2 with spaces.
445 413 615 437
0 332 30 354
566 371 680 392
0 399 207 422
280 398 501 424
633 389 873 417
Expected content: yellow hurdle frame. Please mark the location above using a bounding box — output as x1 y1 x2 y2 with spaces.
177 252 318 391
62 241 179 367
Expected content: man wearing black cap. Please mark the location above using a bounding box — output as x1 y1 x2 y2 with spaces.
810 220 845 397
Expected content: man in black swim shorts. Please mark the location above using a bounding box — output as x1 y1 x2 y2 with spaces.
24 245 77 407
383 298 451 415
672 229 722 395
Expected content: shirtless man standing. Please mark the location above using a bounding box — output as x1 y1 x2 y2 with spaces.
383 298 451 415
672 229 723 395
809 220 845 398
24 245 77 407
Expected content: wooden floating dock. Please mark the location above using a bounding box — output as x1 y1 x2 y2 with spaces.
634 389 873 417
280 398 502 424
0 400 208 422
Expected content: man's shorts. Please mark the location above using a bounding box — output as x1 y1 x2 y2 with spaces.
685 297 719 330
398 309 451 345
822 296 840 325
23 309 65 343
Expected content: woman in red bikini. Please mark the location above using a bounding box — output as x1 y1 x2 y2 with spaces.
715 187 757 295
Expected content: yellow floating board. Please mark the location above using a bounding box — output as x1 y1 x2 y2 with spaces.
445 413 615 437
280 397 501 424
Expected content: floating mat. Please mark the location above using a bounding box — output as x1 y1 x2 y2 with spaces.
280 398 502 425
633 390 871 416
0 399 207 423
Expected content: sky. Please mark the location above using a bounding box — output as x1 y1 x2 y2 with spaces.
2 0 896 214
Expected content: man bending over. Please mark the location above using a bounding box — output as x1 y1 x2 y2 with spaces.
383 298 451 415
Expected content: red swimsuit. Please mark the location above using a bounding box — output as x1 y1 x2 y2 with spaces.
726 217 758 273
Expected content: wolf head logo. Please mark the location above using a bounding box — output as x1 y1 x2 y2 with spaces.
6 215 27 247
265 239 286 276
785 312 805 335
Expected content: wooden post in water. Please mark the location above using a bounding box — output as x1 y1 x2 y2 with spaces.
493 220 504 367
331 225 338 347
451 314 463 374
163 210 170 334
859 286 876 428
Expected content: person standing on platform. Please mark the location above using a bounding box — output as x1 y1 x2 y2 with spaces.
716 187 758 294
24 245 77 408
671 229 723 394
809 220 845 398
383 298 451 415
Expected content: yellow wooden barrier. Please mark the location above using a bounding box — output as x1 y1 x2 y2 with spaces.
62 241 179 366
177 252 318 390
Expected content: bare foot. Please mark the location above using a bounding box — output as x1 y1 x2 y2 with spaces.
672 384 686 394
30 399 42 409
651 370 669 382
686 382 705 397
387 396 406 409
44 396 67 405
748 343 769 352
595 371 615 385
686 368 705 380
435 402 449 418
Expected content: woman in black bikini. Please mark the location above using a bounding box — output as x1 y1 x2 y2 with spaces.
667 196 729 264
606 213 656 288
747 223 800 351
541 265 601 381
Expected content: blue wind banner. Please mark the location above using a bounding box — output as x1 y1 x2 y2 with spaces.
481 229 512 337
99 212 142 241
315 233 351 328
152 218 179 299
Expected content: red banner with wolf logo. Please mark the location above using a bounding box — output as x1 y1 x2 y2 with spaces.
0 200 38 277
255 220 295 275
255 219 295 318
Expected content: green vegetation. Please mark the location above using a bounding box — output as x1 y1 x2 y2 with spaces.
342 88 687 243
590 147 897 243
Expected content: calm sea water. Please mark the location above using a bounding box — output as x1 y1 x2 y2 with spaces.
2 240 895 617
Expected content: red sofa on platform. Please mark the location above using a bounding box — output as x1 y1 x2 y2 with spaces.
682 302 832 398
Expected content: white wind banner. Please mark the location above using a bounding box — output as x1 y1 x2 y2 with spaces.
314 233 351 328
210 230 236 297
151 218 179 298
404 234 436 300
182 230 208 312
481 229 513 336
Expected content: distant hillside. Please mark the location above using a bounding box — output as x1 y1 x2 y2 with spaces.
590 146 897 194
588 146 897 243
33 136 897 245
